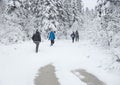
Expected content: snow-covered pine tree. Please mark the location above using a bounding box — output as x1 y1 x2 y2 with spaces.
96 0 120 47
76 0 83 13
0 0 10 43
6 0 68 38
0 0 83 43
62 0 83 38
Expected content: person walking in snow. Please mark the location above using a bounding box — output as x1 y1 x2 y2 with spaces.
75 30 79 42
32 29 41 53
49 30 55 46
70 31 75 43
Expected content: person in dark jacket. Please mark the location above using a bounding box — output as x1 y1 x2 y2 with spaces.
49 30 55 46
70 31 75 43
75 30 79 42
32 29 41 53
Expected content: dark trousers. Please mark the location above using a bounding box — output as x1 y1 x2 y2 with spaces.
34 41 40 53
75 37 79 42
72 37 75 43
51 40 54 46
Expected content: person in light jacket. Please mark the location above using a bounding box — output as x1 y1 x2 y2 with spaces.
75 30 79 42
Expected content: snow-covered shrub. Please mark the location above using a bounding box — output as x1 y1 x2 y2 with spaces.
111 32 120 48
0 25 26 44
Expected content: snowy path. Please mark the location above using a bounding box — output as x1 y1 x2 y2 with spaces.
0 40 120 85
34 64 60 85
72 69 105 85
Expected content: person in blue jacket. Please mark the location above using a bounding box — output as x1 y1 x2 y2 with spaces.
49 30 55 46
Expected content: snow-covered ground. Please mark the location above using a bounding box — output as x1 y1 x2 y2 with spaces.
0 40 120 85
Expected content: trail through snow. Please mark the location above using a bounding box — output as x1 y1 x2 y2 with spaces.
0 40 120 85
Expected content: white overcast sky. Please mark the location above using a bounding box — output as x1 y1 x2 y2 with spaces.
82 0 98 9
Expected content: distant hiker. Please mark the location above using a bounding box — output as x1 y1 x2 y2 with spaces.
70 31 75 43
49 30 55 46
32 29 41 53
75 30 79 42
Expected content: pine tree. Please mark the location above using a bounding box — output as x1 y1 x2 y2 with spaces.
96 0 120 47
0 0 83 43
